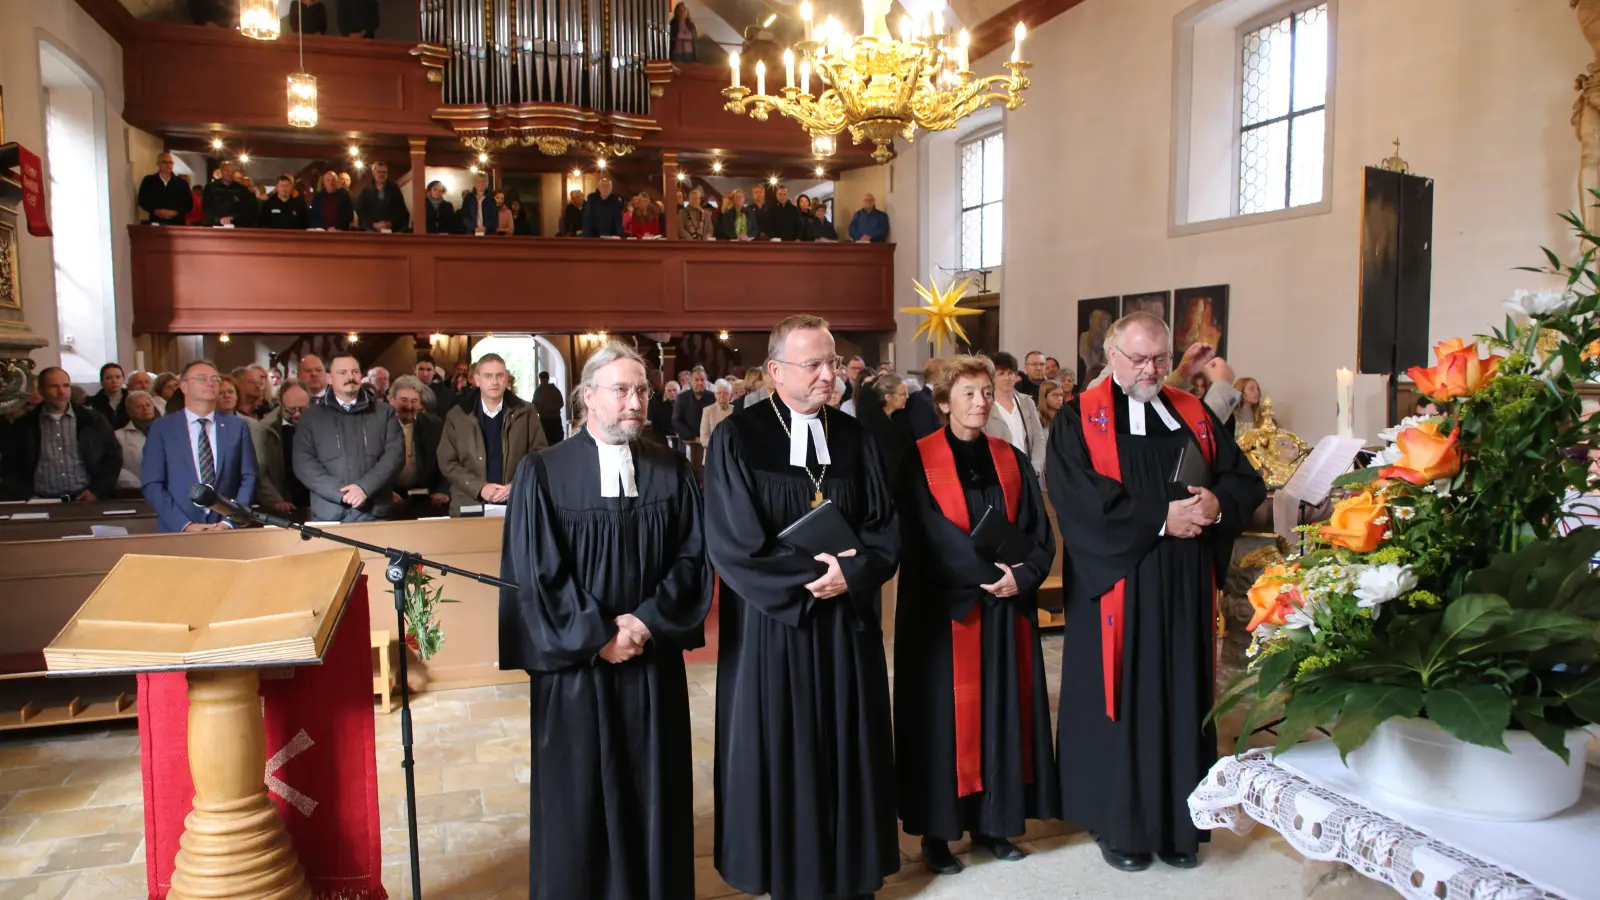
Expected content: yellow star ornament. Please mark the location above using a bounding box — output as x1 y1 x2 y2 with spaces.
901 274 982 357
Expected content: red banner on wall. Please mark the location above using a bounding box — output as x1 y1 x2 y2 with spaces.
14 146 52 237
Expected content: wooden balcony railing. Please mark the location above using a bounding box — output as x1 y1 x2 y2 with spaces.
129 227 895 334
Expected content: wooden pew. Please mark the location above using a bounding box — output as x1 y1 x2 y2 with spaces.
0 518 510 731
0 500 159 542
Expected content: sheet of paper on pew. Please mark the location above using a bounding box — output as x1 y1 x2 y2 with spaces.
458 504 507 518
9 512 50 521
101 509 140 516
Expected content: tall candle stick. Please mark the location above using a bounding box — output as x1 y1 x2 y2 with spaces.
730 51 740 88
800 0 812 40
800 59 811 95
783 48 795 88
1335 367 1355 439
957 28 970 71
755 59 765 95
1012 21 1026 62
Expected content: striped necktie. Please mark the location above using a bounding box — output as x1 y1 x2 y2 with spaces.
196 418 216 485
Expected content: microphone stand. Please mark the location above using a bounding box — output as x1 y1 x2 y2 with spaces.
223 501 513 900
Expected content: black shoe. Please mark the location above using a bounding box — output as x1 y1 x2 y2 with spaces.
1158 851 1199 869
921 838 965 875
1098 843 1152 872
974 834 1025 862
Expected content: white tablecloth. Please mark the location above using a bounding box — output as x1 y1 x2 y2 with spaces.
1190 742 1600 900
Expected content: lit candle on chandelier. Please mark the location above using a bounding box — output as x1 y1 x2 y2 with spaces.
755 59 766 96
799 59 811 95
800 0 813 41
1012 21 1026 62
730 50 741 88
899 15 911 41
957 28 970 71
783 48 795 89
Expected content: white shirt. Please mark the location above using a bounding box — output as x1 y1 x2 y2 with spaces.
481 398 504 418
596 438 637 498
786 403 831 468
992 395 1027 454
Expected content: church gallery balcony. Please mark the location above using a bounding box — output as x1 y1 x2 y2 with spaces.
127 226 895 335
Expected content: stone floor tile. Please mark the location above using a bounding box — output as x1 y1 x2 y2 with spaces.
0 789 95 819
0 872 76 900
378 765 443 799
56 862 142 900
493 682 530 700
468 699 530 722
107 806 141 836
404 789 484 827
61 759 139 787
473 735 530 764
31 834 141 875
0 769 75 795
478 785 526 818
0 820 35 851
81 781 141 810
442 761 521 793
692 855 741 899
381 823 446 864
442 814 529 855
19 809 120 845
0 845 50 880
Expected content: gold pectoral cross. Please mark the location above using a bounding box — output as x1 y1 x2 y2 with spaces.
811 491 824 509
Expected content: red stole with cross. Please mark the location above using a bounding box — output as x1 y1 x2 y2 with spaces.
1078 378 1217 721
916 431 1035 798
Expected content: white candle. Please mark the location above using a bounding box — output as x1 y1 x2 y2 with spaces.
1336 367 1355 439
1012 21 1026 62
899 15 911 41
800 60 811 95
933 10 943 34
800 0 812 40
135 350 145 373
957 28 970 71
783 49 794 88
730 51 740 88
755 60 765 95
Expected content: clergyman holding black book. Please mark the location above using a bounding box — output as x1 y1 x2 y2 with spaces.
704 314 902 900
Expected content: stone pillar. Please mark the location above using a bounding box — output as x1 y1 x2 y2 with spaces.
662 151 679 240
408 139 427 234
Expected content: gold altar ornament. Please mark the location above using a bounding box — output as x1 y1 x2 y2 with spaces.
723 0 1031 164
902 273 981 356
1237 398 1309 489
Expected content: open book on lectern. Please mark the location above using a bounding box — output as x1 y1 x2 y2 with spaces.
44 548 361 670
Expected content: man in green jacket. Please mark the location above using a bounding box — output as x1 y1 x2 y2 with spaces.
437 354 549 515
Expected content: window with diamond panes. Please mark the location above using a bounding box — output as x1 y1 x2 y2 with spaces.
960 132 1003 270
1238 3 1327 215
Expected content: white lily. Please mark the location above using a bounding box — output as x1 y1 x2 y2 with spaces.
1283 595 1326 633
1353 563 1418 619
1505 289 1576 318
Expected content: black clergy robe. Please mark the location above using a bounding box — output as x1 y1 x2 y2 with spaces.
1045 381 1265 856
705 400 900 900
895 429 1060 841
499 429 713 900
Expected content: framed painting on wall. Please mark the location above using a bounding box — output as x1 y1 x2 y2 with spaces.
1120 290 1171 323
1174 284 1230 359
1076 296 1120 383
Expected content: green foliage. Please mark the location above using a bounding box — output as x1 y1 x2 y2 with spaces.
403 565 460 661
1218 213 1600 761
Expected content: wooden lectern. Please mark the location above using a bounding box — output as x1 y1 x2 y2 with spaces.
44 548 362 900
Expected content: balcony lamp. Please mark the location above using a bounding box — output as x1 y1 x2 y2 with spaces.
240 0 279 40
287 5 318 128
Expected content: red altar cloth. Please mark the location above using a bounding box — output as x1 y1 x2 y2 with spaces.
139 576 386 900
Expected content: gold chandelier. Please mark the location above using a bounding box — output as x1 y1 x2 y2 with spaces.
724 0 1030 164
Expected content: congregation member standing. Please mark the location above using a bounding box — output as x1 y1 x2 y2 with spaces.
437 354 548 515
499 342 711 900
747 182 773 238
531 370 565 446
137 152 193 226
1046 312 1265 872
88 362 128 428
140 361 256 532
298 354 331 404
1 367 120 502
1017 351 1047 399
848 193 889 243
309 170 354 231
906 357 944 440
984 353 1045 476
423 181 462 234
387 376 450 513
895 355 1058 876
582 177 626 238
460 171 497 235
255 380 311 516
202 161 256 227
354 161 410 232
767 185 803 240
671 367 715 469
706 315 900 900
114 390 159 492
557 189 586 236
233 365 272 418
714 188 757 240
258 174 310 229
697 378 733 448
811 202 838 240
679 188 713 240
294 354 404 522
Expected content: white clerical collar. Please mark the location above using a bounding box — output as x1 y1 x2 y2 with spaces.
784 402 831 468
1126 391 1179 436
594 436 637 498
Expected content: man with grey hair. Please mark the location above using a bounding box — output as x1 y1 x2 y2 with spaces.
1045 311 1264 873
706 314 901 900
233 364 272 418
365 366 391 398
387 375 449 513
499 340 711 900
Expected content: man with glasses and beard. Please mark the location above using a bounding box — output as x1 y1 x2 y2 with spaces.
499 341 712 900
705 315 901 900
1045 312 1264 873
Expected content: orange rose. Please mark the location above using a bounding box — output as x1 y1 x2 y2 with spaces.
1246 563 1304 631
1408 340 1500 401
1584 340 1600 361
1320 489 1388 553
1378 420 1462 485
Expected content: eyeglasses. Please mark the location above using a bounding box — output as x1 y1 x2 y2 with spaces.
1111 346 1173 372
186 375 223 385
774 356 843 376
596 384 651 402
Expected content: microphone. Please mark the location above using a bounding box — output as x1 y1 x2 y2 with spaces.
188 483 248 520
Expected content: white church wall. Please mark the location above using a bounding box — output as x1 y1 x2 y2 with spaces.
981 0 1585 439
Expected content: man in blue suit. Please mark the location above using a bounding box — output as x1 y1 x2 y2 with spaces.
142 359 258 533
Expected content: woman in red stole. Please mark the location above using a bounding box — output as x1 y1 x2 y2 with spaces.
894 354 1060 876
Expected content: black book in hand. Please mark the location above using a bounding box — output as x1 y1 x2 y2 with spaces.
970 505 1034 567
1171 437 1214 490
776 500 860 559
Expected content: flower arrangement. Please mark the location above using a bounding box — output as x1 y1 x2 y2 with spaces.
1215 219 1600 762
403 564 458 660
